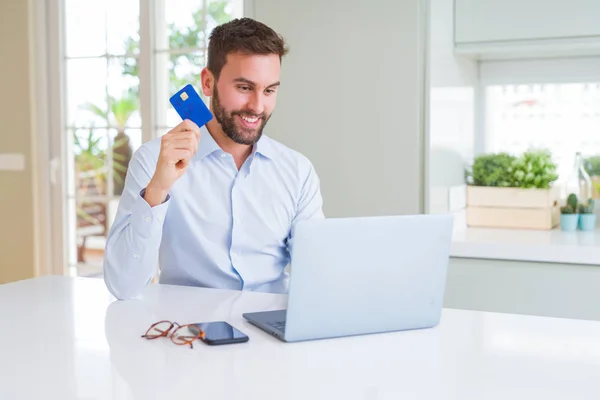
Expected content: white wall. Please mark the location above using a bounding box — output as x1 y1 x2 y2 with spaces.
250 0 427 218
0 0 36 283
428 0 478 216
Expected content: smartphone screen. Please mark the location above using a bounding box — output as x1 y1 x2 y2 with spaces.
193 321 249 345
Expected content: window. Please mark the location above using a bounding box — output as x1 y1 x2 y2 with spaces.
154 0 244 134
485 82 600 180
480 58 600 184
63 0 243 277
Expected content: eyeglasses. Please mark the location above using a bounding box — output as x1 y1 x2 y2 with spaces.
141 320 206 349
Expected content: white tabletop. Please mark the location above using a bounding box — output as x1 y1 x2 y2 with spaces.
1 276 600 399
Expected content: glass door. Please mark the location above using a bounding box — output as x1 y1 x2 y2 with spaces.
64 0 142 277
60 0 243 277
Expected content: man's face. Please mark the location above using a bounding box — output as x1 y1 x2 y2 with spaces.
209 52 281 145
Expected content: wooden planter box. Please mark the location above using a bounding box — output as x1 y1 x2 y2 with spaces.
466 186 560 230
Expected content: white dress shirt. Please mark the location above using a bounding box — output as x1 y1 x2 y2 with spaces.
103 126 324 299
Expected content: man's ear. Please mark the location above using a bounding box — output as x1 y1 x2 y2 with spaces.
200 67 215 97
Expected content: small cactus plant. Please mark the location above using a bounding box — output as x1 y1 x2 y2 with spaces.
579 198 595 214
561 193 579 214
568 193 578 209
560 205 576 214
579 198 598 231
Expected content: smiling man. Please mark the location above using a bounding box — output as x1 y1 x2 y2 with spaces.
103 18 324 300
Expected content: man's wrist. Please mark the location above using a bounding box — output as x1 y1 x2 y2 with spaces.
144 182 170 207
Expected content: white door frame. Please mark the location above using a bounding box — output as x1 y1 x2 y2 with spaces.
30 0 66 276
37 0 159 276
47 0 68 275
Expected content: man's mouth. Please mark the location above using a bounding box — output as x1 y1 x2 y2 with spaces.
237 114 261 128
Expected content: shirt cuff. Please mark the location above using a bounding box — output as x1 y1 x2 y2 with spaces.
139 188 170 205
130 188 170 239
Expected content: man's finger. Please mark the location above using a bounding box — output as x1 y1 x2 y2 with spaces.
163 133 197 148
177 157 190 170
180 119 200 133
181 119 201 140
168 129 198 140
169 136 197 149
168 149 193 166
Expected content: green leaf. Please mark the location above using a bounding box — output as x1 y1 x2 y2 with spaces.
467 149 559 189
81 102 108 120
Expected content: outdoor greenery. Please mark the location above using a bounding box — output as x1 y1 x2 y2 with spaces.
121 2 232 94
81 92 137 195
75 2 233 197
73 127 105 192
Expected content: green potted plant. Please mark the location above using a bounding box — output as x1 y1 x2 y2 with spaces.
560 193 579 232
466 152 515 187
465 149 560 230
508 149 559 189
578 198 596 231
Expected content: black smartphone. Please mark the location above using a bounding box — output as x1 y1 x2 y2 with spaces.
193 321 249 345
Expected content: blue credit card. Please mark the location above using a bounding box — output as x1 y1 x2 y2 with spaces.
169 84 213 127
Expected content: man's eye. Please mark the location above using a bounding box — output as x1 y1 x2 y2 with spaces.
266 88 277 94
239 86 251 91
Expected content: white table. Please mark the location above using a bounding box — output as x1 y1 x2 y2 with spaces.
1 276 600 399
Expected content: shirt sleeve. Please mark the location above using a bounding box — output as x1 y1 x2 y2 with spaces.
286 159 325 256
103 145 170 300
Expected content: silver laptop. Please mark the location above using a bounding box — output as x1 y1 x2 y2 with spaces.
242 213 454 342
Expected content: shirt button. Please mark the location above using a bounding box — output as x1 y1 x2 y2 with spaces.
133 253 140 259
157 216 162 222
221 154 227 158
145 216 151 222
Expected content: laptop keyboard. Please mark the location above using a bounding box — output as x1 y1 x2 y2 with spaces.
267 321 286 332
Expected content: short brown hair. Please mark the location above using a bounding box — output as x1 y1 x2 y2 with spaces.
207 17 289 80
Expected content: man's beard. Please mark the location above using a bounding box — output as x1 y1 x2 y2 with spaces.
211 86 270 145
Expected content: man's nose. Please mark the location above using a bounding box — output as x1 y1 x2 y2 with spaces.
246 92 265 115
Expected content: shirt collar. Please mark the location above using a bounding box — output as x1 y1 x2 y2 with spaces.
197 125 276 160
253 134 275 160
196 125 221 159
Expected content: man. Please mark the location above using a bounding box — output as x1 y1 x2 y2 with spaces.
104 18 324 300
